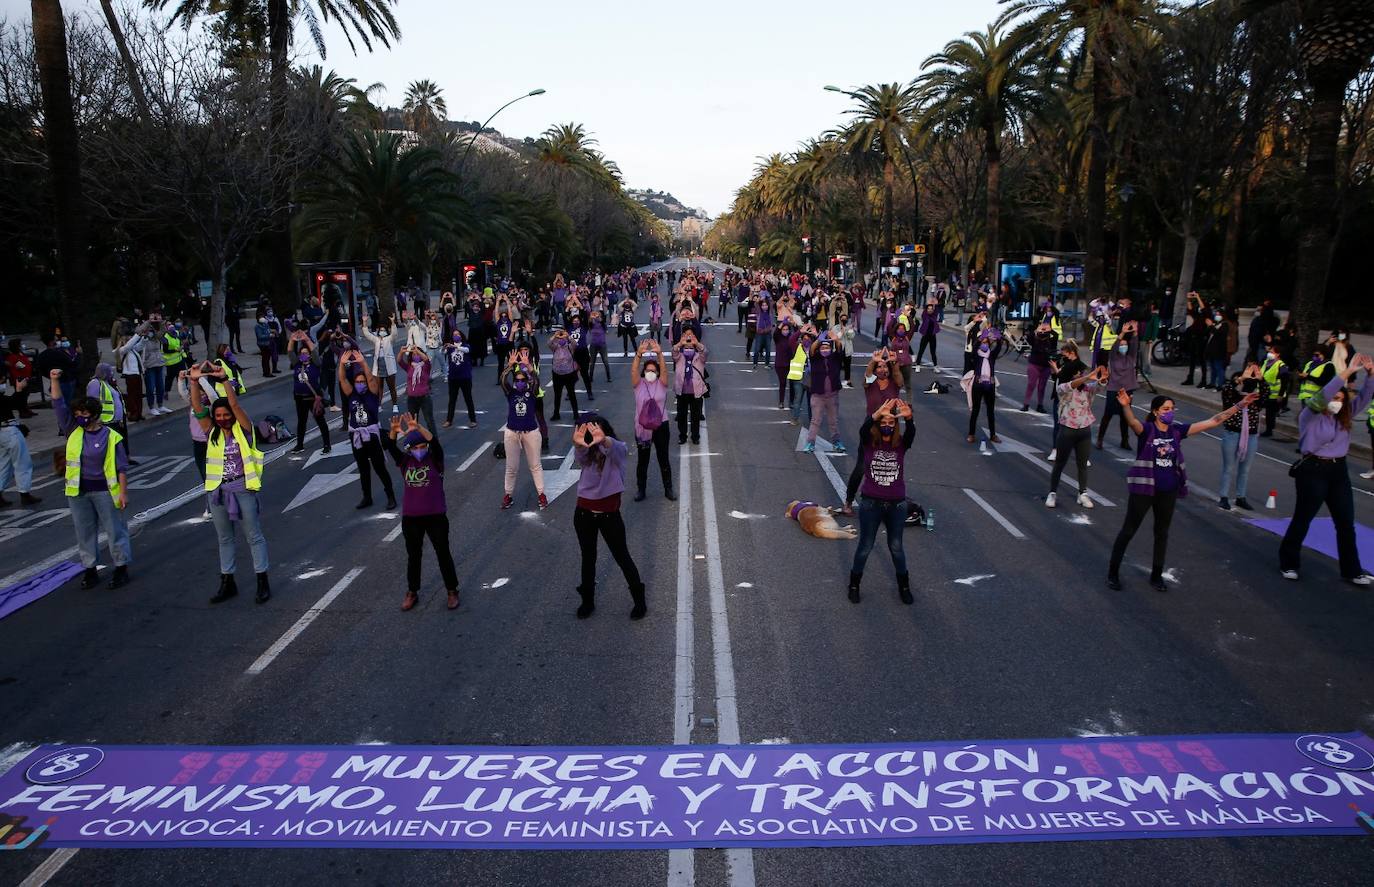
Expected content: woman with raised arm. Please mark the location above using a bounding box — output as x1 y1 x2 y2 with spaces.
841 349 904 515
499 354 547 510
287 331 331 455
571 415 646 620
385 412 460 611
672 329 708 446
359 313 400 407
616 296 639 357
848 398 916 605
190 364 271 605
1046 361 1107 509
442 328 476 428
630 339 674 501
1108 390 1257 592
336 348 397 511
1279 353 1374 585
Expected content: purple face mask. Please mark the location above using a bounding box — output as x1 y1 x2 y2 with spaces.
353 381 368 394
1157 409 1175 424
75 414 92 428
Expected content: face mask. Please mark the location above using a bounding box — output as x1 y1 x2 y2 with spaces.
299 353 310 363
75 414 92 427
1327 400 1344 415
514 380 529 393
60 340 70 348
454 333 463 342
683 348 696 359
1116 343 1128 355
1338 334 1348 341
644 370 659 382
215 417 234 429
409 447 428 462
1213 315 1222 323
353 382 368 394
1157 409 1175 424
820 347 832 357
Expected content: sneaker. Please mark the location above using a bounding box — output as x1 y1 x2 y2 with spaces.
1218 497 1231 510
1280 569 1298 580
1045 492 1057 508
1149 576 1168 593
1020 404 1029 412
913 365 922 373
1036 404 1046 414
803 442 815 454
1046 450 1056 461
1233 497 1253 510
1077 493 1093 509
538 493 549 510
1106 575 1123 591
501 494 514 510
1361 470 1374 480
1349 573 1372 587
831 440 847 454
201 508 211 520
329 405 342 412
468 421 478 429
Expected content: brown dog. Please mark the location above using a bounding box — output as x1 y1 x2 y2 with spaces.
785 500 857 540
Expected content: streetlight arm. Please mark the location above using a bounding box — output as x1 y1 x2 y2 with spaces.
456 89 546 181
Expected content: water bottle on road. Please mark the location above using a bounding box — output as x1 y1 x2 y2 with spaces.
925 508 935 531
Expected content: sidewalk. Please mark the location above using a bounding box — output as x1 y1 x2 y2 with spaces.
13 335 293 459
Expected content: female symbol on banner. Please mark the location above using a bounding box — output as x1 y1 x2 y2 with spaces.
1295 734 1374 771
25 747 106 784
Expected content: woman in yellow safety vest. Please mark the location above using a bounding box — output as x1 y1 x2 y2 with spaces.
190 364 271 605
49 368 132 590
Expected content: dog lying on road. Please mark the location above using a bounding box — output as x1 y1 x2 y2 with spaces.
786 500 858 540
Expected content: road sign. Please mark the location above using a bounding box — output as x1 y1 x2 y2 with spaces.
894 244 926 255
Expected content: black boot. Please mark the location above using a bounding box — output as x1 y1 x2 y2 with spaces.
255 572 271 604
897 572 912 605
106 565 129 590
20 492 40 506
663 470 676 501
575 585 595 619
629 583 647 620
634 488 647 502
79 566 100 589
210 574 238 604
848 572 861 604
384 492 398 510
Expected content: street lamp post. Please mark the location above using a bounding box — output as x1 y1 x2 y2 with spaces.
456 88 547 182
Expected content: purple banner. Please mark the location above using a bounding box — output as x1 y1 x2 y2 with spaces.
2 733 1373 851
0 561 83 623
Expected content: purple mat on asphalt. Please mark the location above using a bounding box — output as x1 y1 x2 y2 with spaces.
1246 517 1374 566
0 560 84 621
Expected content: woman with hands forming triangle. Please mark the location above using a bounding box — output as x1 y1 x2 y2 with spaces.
384 411 459 612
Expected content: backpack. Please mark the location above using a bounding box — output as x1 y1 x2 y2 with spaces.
256 414 292 443
638 392 665 431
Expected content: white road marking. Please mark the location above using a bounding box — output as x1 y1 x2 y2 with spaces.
697 425 757 887
727 511 766 520
735 582 754 588
489 577 510 589
383 524 403 543
0 742 37 775
294 568 330 580
455 441 492 472
17 848 79 887
962 488 1027 539
812 446 849 503
245 567 365 675
668 426 695 887
954 574 996 586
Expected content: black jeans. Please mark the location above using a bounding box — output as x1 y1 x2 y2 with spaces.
574 351 593 394
1050 425 1091 494
916 334 938 366
352 437 395 502
636 424 672 493
406 393 436 433
1099 389 1133 443
446 377 475 423
619 330 637 356
1279 457 1361 577
1109 491 1178 580
403 513 458 592
574 508 642 592
1262 399 1280 434
676 394 703 443
294 394 331 449
591 344 612 381
968 384 997 437
551 371 580 419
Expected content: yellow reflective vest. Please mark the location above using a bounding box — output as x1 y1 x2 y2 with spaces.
64 426 123 503
205 423 264 492
212 359 247 399
787 342 809 382
1261 358 1285 399
95 380 117 424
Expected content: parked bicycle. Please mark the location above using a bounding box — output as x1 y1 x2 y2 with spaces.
1151 322 1188 366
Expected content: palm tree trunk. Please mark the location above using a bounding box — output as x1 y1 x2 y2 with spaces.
1171 226 1200 327
1085 40 1112 304
1219 184 1243 305
1291 73 1346 358
32 0 96 374
985 138 1001 280
209 262 228 352
98 0 148 121
378 240 398 319
265 0 295 313
882 158 895 258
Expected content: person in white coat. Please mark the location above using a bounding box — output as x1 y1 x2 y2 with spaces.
360 312 400 406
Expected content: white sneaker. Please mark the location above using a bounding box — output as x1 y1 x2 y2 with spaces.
201 508 211 520
1350 573 1372 587
1280 569 1298 580
1077 493 1094 509
330 405 342 412
1046 450 1056 461
1361 470 1374 480
1045 492 1056 508
914 365 922 373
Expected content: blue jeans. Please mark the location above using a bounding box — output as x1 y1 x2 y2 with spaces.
0 425 33 493
1218 428 1258 499
851 496 908 576
791 384 810 426
209 489 269 574
1207 358 1227 387
751 333 772 365
144 366 166 408
69 491 132 568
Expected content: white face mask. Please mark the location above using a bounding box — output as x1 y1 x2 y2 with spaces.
644 370 659 383
1327 400 1344 415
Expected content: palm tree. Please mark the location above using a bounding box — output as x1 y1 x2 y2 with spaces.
99 0 149 120
31 0 96 369
296 131 461 317
999 0 1155 301
402 79 447 135
826 82 922 262
1280 0 1374 355
149 0 401 307
920 21 1047 275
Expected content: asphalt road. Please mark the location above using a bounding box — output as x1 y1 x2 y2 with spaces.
1 257 1372 886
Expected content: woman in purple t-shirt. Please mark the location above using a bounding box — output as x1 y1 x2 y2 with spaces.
849 398 915 605
1109 392 1252 592
571 415 645 620
385 413 459 611
630 340 674 501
